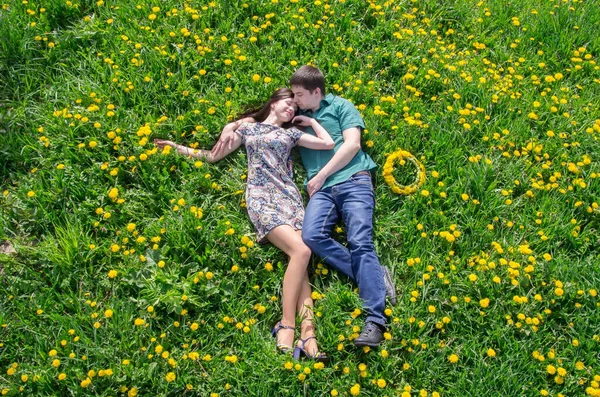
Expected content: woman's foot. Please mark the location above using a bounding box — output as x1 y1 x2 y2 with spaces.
271 321 295 354
293 336 329 363
299 320 320 357
297 334 320 356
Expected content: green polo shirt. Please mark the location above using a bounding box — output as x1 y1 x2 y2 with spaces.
298 93 377 189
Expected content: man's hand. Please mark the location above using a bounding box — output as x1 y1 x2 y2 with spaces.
211 118 256 157
307 173 326 197
211 124 237 157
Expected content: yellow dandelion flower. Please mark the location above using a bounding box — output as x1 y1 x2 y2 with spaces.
479 298 490 308
108 188 119 200
554 288 564 296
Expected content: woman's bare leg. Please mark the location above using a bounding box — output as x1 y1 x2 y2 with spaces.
266 226 313 351
297 270 321 356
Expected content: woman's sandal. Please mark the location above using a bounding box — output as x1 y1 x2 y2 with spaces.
292 336 329 363
271 322 294 354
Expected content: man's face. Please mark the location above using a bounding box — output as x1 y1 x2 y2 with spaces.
292 85 321 111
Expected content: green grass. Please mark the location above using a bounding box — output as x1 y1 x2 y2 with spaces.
1 0 600 395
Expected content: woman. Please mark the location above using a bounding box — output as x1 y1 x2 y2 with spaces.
154 88 332 362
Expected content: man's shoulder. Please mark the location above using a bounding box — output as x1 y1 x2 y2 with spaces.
329 95 360 112
329 95 353 106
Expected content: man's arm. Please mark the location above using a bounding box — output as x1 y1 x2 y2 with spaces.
211 117 255 156
306 127 361 197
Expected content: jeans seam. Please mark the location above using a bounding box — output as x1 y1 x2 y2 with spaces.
320 204 337 236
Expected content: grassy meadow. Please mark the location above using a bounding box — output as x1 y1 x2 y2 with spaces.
1 0 600 395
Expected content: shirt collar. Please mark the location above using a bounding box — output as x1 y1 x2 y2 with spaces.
301 94 334 116
321 93 334 107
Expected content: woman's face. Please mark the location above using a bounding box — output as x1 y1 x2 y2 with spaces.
271 97 297 123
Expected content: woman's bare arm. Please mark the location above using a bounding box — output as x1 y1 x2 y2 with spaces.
154 128 243 163
292 116 335 150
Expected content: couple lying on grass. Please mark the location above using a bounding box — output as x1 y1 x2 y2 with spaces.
154 65 396 363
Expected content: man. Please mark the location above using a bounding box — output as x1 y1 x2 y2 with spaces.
288 65 394 347
213 65 396 347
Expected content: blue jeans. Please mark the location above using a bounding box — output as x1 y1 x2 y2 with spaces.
302 173 386 326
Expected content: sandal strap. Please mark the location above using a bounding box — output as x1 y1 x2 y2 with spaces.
297 336 327 360
274 322 295 333
298 336 316 349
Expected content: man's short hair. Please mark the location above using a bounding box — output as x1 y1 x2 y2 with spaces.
289 65 326 95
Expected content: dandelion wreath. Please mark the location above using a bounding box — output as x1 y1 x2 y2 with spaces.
382 149 426 195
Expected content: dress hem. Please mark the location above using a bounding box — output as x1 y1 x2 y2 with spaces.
257 223 303 244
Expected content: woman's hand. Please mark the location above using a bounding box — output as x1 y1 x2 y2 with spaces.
291 115 313 127
153 139 175 150
295 116 335 150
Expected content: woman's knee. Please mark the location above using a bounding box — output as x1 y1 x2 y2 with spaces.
293 244 312 263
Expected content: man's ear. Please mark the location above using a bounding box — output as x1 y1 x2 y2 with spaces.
313 87 321 96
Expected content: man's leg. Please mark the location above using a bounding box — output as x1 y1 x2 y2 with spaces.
337 173 387 328
302 188 355 282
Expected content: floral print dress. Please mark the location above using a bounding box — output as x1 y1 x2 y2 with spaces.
235 122 305 243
